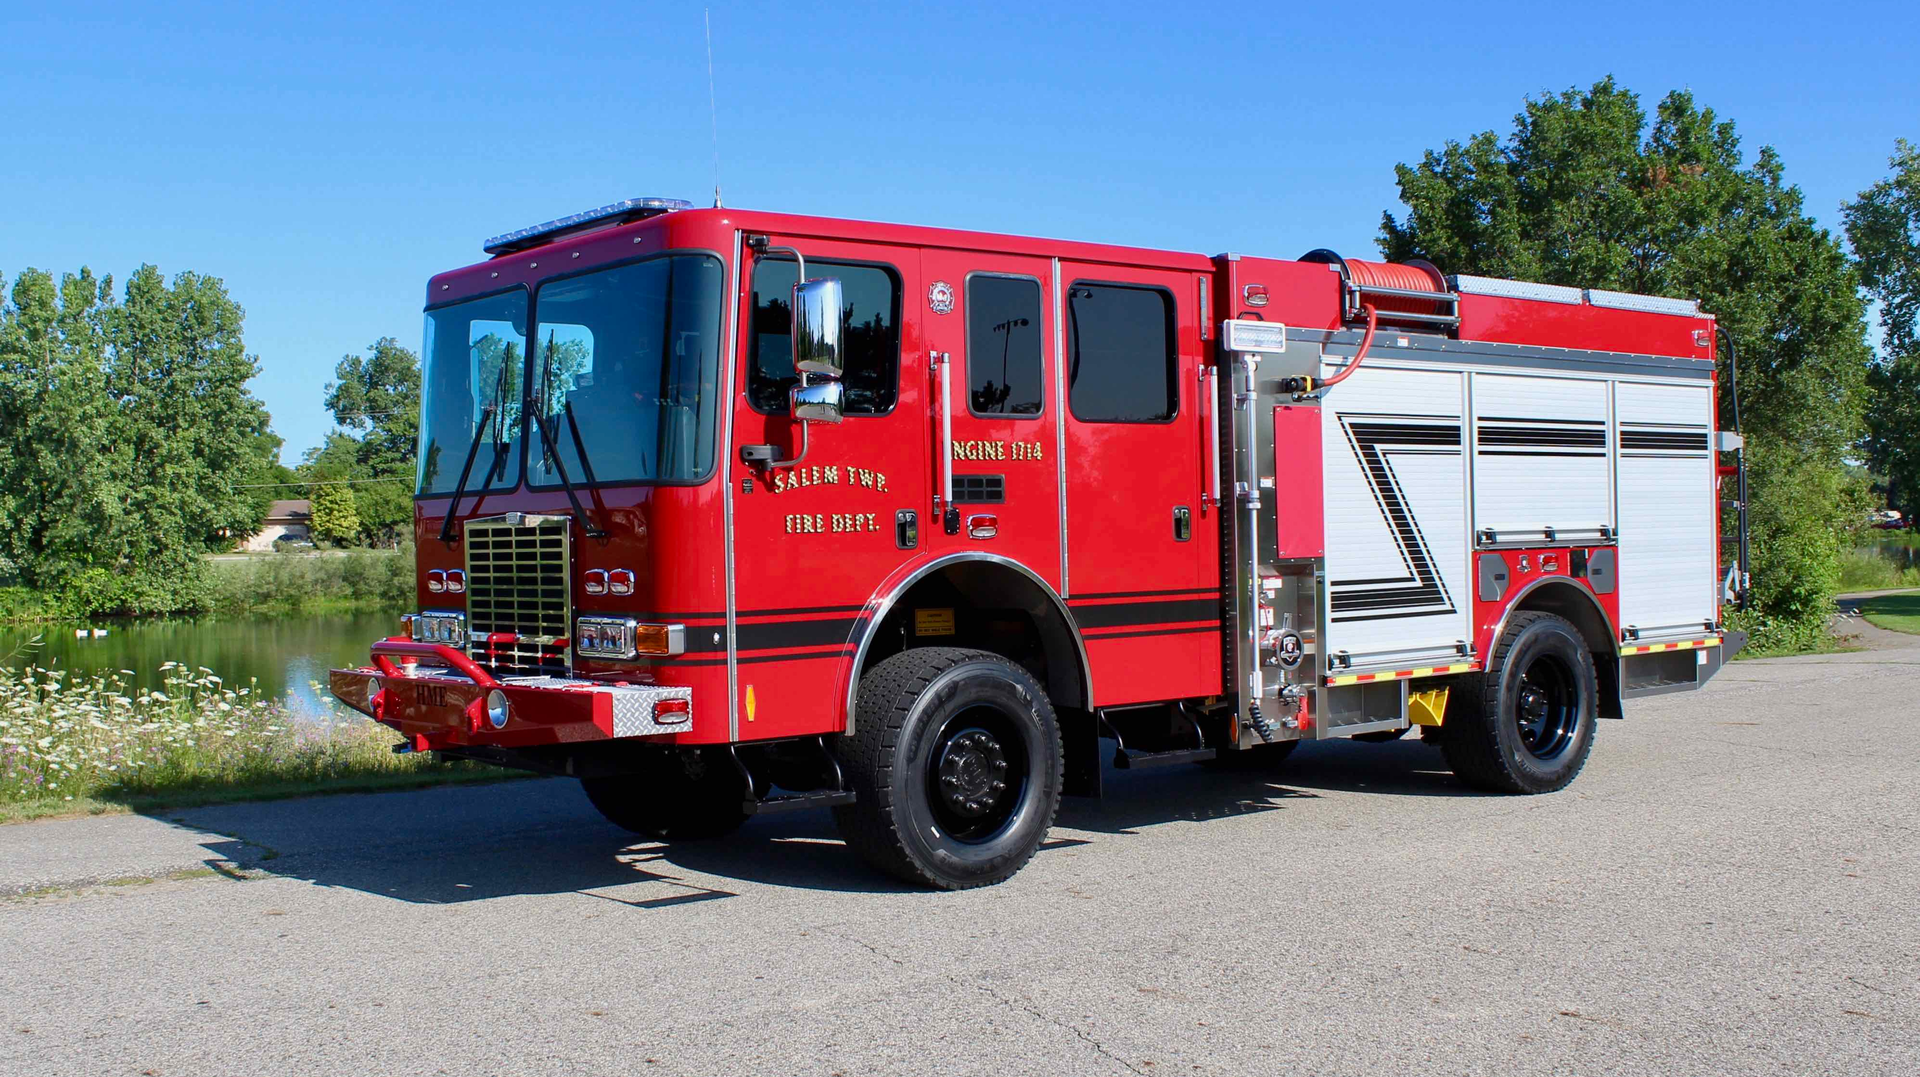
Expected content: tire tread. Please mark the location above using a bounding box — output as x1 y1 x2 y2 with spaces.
833 647 1062 889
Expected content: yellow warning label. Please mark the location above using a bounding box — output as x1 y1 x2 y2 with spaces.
913 608 956 636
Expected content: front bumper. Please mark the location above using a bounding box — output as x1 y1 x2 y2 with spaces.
328 639 692 751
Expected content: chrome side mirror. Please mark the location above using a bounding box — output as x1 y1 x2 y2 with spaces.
790 380 845 424
792 278 844 378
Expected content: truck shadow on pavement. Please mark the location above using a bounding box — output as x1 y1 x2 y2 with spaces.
173 735 1469 903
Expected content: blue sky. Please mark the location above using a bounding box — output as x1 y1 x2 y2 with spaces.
3 1 1915 464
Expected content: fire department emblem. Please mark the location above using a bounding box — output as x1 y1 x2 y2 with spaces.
928 280 955 314
1276 631 1304 668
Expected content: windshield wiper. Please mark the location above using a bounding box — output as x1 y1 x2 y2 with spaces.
535 332 607 539
438 351 514 544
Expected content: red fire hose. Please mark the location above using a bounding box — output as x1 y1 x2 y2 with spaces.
1316 303 1378 390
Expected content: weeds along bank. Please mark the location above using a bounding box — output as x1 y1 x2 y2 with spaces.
0 660 499 819
0 546 413 624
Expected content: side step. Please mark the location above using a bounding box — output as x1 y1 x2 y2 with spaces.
1112 747 1217 770
746 789 857 815
1100 704 1216 770
729 737 857 815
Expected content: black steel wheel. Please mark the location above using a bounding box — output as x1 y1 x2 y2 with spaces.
1438 611 1597 794
833 648 1062 890
580 747 749 841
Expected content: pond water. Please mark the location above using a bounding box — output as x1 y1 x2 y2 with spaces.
1867 540 1919 569
0 610 404 720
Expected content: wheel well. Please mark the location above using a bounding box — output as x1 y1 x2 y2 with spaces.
856 560 1088 712
1505 579 1622 719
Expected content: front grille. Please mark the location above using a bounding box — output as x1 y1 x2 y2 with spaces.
464 514 571 676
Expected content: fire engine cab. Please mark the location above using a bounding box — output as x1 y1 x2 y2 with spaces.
331 196 1750 890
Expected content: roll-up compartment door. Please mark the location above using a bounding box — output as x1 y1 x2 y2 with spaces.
1616 381 1716 637
1469 373 1613 544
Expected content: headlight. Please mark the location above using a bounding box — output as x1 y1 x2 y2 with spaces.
575 617 685 660
485 689 510 730
410 610 467 646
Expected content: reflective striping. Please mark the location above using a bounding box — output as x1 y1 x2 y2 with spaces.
1325 662 1475 687
1620 637 1721 656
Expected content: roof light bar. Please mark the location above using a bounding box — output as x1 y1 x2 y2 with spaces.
483 197 693 255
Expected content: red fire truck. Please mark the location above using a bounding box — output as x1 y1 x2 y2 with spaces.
330 196 1750 889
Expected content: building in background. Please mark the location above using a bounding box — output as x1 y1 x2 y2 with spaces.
238 499 313 552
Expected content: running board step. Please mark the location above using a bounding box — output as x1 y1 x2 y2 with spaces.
744 790 856 815
1112 747 1217 770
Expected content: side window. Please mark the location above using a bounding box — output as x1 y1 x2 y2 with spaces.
965 275 1044 417
749 259 900 415
1066 282 1177 423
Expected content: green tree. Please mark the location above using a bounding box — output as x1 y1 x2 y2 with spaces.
1845 140 1920 516
317 338 421 544
1380 78 1872 651
309 482 361 543
0 269 129 590
0 264 279 614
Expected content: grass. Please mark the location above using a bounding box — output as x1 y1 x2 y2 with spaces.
1858 593 1920 635
0 661 516 824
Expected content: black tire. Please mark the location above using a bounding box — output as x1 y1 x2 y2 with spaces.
832 648 1063 890
1439 611 1597 794
1203 738 1300 770
581 747 749 840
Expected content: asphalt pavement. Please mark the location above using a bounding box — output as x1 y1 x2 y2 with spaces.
2 633 1916 1076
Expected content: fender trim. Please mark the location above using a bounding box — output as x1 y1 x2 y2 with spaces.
843 552 1092 735
1486 575 1619 657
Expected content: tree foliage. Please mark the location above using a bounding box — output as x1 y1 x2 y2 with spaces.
307 337 421 544
1379 78 1872 650
0 266 279 612
1844 140 1920 515
308 482 361 543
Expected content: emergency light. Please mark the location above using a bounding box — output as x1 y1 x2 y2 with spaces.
483 197 692 255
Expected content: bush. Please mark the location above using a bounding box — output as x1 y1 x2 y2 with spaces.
1837 546 1920 592
200 545 412 616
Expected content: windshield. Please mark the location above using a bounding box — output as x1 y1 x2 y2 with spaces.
527 254 725 487
417 289 528 497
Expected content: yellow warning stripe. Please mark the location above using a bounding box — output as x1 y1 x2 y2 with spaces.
1620 637 1721 656
1326 662 1475 688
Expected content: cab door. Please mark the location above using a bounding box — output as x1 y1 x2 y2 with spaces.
918 250 1061 591
1059 264 1222 706
727 236 926 741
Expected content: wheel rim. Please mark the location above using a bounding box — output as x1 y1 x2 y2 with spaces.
1513 654 1579 761
926 705 1030 844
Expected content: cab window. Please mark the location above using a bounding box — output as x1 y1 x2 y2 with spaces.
749 259 900 415
966 274 1044 417
1066 282 1177 423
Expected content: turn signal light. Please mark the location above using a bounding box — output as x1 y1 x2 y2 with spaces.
633 623 681 655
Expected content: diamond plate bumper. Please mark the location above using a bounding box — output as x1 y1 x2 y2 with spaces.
328 663 693 749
